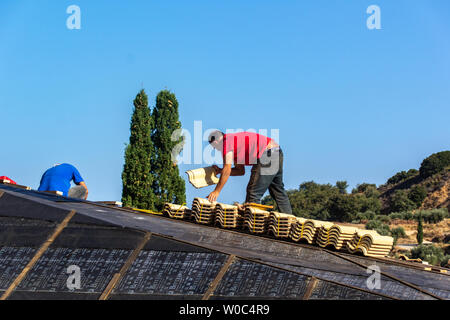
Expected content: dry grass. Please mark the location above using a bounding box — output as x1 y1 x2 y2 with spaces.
390 218 450 245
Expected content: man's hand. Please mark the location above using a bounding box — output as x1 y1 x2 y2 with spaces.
212 165 222 176
207 190 220 203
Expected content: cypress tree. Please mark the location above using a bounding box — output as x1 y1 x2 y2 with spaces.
151 90 186 210
417 213 424 245
121 90 156 210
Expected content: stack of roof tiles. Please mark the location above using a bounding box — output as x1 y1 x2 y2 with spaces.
244 207 271 234
191 198 216 225
316 225 359 250
163 203 191 220
268 212 298 238
346 230 394 258
215 204 244 229
161 200 395 258
290 219 334 244
288 219 394 257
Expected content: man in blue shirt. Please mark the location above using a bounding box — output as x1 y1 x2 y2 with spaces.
38 163 88 199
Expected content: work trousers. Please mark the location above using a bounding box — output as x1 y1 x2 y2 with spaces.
245 148 293 214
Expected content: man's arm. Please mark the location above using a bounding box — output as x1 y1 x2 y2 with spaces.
207 151 237 202
72 166 88 200
208 163 232 200
213 164 245 177
78 181 89 200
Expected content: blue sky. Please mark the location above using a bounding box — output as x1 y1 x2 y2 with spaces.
1 0 449 205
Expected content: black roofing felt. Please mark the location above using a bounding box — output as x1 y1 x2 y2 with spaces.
0 185 449 300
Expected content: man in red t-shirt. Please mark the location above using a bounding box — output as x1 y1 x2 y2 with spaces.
207 131 292 214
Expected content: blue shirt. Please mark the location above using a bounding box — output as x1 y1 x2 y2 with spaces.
38 164 84 197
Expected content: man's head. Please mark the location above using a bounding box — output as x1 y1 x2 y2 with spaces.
208 130 225 151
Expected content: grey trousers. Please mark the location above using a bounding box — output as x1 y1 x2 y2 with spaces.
245 148 293 214
68 185 87 199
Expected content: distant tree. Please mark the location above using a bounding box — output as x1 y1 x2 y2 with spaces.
352 183 377 195
289 181 340 219
121 90 156 210
419 151 450 178
272 180 384 221
151 90 186 211
391 227 406 238
327 194 360 222
336 181 349 194
390 190 416 213
360 196 382 214
391 227 406 245
417 213 424 245
408 185 427 208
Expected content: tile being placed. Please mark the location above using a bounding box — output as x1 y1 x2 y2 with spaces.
186 167 219 189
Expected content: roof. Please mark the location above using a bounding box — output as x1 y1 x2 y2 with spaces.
0 184 449 300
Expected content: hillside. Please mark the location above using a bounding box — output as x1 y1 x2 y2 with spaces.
261 151 449 223
378 164 450 214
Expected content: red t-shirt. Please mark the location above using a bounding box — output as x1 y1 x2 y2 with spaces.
222 132 273 166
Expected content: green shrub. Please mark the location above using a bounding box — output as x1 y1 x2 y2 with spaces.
390 190 417 213
390 227 406 246
365 220 391 236
376 215 391 224
403 211 414 220
357 211 376 221
414 209 449 223
388 210 417 221
442 255 450 267
391 227 406 239
365 220 382 230
389 212 405 220
418 210 431 223
408 185 427 208
428 208 448 223
409 244 447 266
376 224 391 236
388 209 448 223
